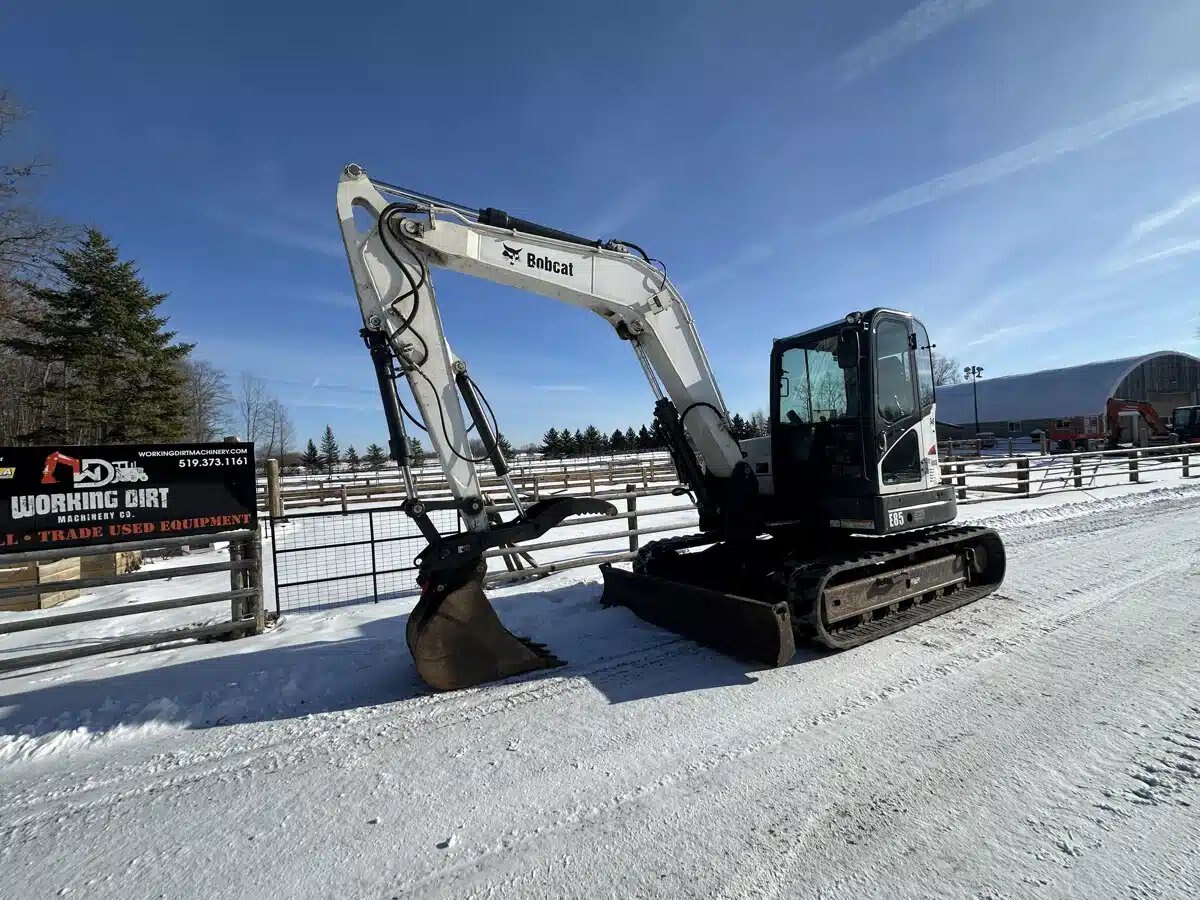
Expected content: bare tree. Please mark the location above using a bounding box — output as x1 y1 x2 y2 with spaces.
263 397 294 461
932 352 963 386
233 373 270 447
179 359 232 442
0 91 68 444
748 409 770 437
0 92 66 292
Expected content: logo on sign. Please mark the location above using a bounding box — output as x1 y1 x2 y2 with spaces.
41 451 148 488
502 243 522 264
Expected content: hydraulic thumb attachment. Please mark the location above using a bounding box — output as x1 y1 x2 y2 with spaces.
406 495 617 691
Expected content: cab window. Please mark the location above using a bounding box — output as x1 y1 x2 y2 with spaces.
875 319 916 423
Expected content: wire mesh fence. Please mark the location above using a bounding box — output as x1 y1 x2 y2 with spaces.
269 505 458 613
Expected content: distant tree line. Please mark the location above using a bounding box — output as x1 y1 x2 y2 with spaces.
297 425 429 474
540 411 768 458
299 414 772 475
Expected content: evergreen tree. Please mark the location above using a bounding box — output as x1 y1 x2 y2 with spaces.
7 229 193 443
651 419 667 448
637 424 654 450
559 427 577 457
301 438 322 471
407 436 425 467
574 428 587 456
730 413 749 440
320 425 340 473
364 443 387 470
541 427 562 457
582 425 606 454
624 426 637 450
610 428 626 452
344 445 360 473
495 432 516 459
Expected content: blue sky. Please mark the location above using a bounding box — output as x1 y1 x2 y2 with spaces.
5 1 1200 448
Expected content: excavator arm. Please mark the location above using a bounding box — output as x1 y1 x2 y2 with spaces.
336 165 757 690
335 166 749 526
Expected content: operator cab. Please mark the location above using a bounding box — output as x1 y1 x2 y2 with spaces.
1172 405 1200 442
765 308 955 535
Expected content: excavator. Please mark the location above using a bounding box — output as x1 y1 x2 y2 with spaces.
335 165 1007 692
1104 398 1175 449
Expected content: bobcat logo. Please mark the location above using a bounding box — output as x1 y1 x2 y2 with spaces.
501 244 522 264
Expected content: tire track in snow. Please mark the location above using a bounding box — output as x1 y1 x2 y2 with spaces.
385 528 1200 897
0 637 699 831
5 488 1199 863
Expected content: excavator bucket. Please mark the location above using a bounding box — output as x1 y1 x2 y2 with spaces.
407 563 563 691
405 496 618 692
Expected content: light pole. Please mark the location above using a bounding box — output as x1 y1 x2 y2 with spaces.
964 365 984 435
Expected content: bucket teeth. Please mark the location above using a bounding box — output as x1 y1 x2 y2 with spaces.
408 564 563 691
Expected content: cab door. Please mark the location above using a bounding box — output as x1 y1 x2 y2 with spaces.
870 314 932 495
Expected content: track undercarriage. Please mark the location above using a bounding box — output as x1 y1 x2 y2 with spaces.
601 525 1006 666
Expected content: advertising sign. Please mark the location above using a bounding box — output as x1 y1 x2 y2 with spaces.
0 443 257 553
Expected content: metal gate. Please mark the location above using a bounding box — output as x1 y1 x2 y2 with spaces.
268 505 458 613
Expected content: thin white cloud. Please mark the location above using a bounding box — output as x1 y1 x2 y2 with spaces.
680 243 776 293
240 219 344 258
1106 237 1200 274
831 0 993 84
581 182 658 237
1126 188 1200 245
825 76 1200 233
965 319 1067 348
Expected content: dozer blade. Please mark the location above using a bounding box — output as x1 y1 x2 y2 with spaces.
600 564 795 667
407 563 563 692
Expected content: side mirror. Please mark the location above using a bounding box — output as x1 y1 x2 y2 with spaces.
837 328 859 369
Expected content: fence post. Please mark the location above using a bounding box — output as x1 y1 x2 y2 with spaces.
626 484 638 553
1040 435 1048 455
368 510 379 603
1072 454 1082 489
247 532 265 634
229 538 243 622
1017 458 1030 495
340 485 349 513
589 471 596 495
1129 449 1140 483
955 463 966 501
1184 453 1191 478
533 474 541 501
266 459 284 520
229 536 265 636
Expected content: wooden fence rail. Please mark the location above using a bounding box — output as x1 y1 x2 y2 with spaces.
0 530 265 673
940 441 1200 503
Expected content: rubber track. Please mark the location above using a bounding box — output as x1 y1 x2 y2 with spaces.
792 524 1007 649
634 525 1007 652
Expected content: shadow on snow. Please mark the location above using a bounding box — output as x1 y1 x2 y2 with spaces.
0 580 826 748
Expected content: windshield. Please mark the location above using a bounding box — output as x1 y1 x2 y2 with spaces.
778 336 856 425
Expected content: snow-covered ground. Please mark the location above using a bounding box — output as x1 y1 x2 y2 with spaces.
2 478 1199 898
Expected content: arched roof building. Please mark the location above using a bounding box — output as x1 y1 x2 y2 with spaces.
936 351 1200 433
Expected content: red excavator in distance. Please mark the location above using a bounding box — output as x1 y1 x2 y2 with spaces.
1104 398 1174 449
